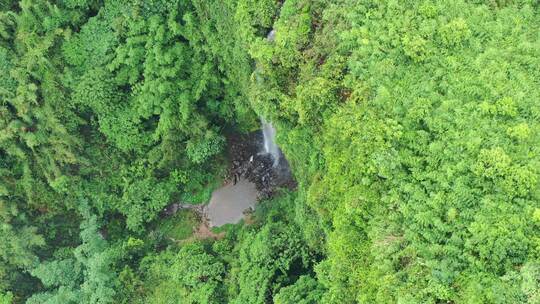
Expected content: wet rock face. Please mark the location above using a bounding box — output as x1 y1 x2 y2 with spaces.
226 131 296 199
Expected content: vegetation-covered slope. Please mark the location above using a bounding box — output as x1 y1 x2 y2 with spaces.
255 1 540 302
0 0 539 303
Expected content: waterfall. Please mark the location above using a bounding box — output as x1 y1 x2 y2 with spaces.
259 29 280 167
267 29 276 42
261 118 280 167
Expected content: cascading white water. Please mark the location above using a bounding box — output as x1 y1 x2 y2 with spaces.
261 118 280 167
257 29 280 167
267 29 276 42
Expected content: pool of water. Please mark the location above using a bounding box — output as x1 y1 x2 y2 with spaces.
206 178 259 227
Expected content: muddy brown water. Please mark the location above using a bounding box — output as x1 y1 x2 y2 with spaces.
206 178 259 227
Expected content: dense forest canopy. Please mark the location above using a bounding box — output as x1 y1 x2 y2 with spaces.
0 0 539 303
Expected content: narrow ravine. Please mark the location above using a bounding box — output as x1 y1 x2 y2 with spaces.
162 27 291 230
201 27 289 227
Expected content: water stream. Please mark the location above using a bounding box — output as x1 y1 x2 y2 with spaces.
261 118 280 167
267 29 276 42
259 28 280 167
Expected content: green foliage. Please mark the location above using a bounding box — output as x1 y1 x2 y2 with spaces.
251 0 540 302
139 243 226 304
226 192 316 304
27 203 117 304
186 130 225 164
520 262 540 303
231 222 311 304
1 0 539 303
30 259 81 289
116 266 144 304
155 210 198 241
170 243 226 303
0 292 12 304
113 192 317 304
274 275 325 304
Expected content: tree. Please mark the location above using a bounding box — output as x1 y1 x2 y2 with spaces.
140 243 226 304
27 202 117 304
274 275 325 304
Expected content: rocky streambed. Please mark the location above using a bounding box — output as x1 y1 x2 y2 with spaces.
225 130 295 198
